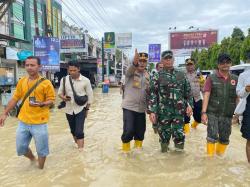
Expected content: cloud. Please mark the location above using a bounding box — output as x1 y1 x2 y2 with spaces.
62 0 250 54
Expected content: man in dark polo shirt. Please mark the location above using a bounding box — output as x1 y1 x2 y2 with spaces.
202 53 238 157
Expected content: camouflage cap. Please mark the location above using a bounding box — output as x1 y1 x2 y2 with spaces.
161 50 173 59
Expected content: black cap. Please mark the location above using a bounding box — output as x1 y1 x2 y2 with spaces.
161 50 173 59
218 53 231 64
138 52 148 61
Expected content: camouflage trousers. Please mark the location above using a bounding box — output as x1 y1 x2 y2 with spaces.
207 114 232 145
157 114 185 147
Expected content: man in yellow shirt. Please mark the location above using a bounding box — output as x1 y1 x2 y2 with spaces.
0 56 55 169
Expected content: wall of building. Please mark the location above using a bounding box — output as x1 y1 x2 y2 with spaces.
46 0 62 38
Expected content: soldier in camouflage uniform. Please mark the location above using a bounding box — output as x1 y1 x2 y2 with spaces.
148 50 193 152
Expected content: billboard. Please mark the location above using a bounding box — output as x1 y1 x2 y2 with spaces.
170 30 218 49
169 30 218 56
148 44 161 62
33 36 60 71
116 33 132 49
104 32 115 49
60 35 86 53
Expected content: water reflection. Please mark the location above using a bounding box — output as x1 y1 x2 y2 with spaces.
0 88 249 187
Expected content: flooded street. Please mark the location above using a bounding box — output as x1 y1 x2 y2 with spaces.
0 88 249 187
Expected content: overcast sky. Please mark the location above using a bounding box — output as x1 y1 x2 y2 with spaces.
62 0 250 54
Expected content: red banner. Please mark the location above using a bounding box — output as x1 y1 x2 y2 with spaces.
170 30 218 50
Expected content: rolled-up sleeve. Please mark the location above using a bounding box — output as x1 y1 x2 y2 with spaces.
85 79 94 104
58 77 64 96
236 74 248 98
203 77 212 92
126 65 136 77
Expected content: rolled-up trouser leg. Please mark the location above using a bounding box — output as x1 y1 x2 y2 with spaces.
121 109 135 143
218 116 232 145
134 112 146 141
207 114 219 143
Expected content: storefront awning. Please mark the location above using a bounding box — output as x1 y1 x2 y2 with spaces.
0 34 30 43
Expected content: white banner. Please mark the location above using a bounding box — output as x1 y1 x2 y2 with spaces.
116 33 132 49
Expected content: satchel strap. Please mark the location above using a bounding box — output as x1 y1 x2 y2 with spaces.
62 76 66 95
69 76 77 97
16 77 46 117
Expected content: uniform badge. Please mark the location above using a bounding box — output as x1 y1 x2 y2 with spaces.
231 79 236 86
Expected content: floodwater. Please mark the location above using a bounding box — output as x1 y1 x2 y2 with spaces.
0 88 249 187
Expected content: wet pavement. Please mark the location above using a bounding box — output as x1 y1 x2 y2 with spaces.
0 88 249 187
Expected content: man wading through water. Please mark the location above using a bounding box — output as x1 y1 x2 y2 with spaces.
0 56 55 169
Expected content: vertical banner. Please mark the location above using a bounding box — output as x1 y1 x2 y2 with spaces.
33 36 60 71
104 32 115 49
148 44 161 62
97 58 102 83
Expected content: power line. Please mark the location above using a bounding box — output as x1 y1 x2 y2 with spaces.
61 1 89 29
63 0 105 38
84 0 113 30
61 1 100 39
93 0 117 28
71 0 110 31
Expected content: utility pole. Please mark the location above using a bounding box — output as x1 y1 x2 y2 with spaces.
121 50 124 78
33 0 39 36
101 37 105 82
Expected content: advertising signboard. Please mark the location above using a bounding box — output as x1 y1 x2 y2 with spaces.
148 44 161 62
33 36 60 71
60 34 86 53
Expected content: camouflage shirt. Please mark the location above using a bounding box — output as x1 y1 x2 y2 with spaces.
148 68 193 116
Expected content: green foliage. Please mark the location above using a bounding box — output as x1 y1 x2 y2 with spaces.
241 35 250 62
231 27 245 41
194 27 250 69
115 49 122 63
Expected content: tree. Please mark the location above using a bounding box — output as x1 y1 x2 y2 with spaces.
207 43 220 69
197 49 208 70
220 37 230 54
241 35 250 62
115 49 122 63
228 38 242 65
231 27 245 41
248 28 250 36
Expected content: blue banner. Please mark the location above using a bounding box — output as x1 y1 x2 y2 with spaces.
33 36 60 72
148 44 161 62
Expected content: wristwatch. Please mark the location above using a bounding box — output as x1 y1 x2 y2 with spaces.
39 102 45 107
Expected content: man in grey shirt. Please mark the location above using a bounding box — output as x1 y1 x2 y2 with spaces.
184 58 203 134
58 61 93 151
121 49 149 152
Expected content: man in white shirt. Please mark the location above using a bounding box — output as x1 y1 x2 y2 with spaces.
58 61 93 150
236 52 250 163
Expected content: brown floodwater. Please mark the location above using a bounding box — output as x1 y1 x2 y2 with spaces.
0 88 249 187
